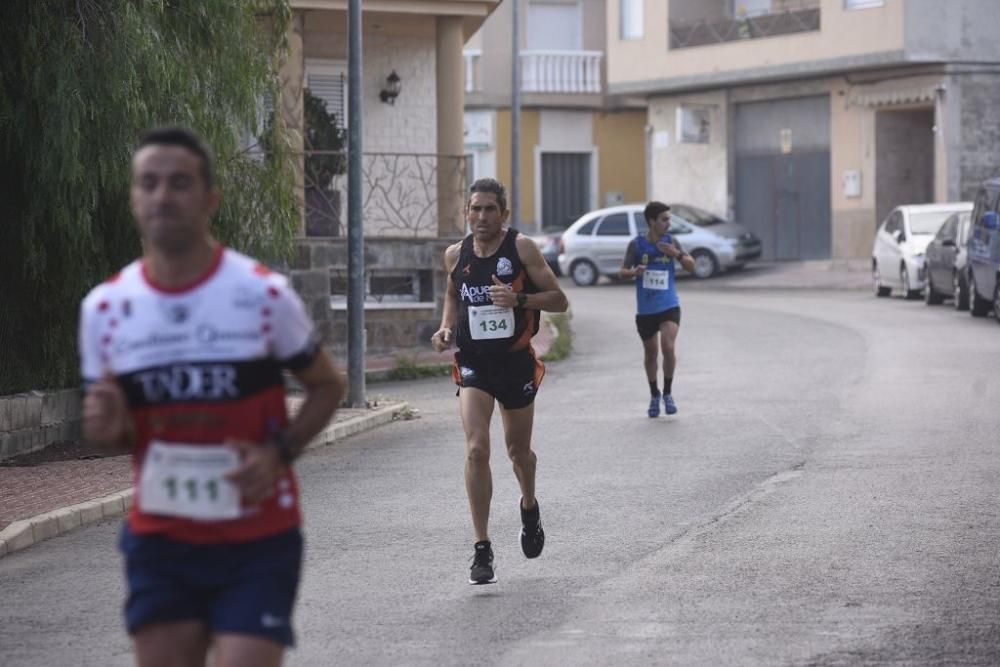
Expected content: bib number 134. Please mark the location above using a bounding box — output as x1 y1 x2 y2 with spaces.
469 305 515 340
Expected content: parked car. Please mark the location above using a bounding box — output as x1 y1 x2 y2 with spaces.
666 203 762 258
556 204 761 286
967 177 1000 319
529 229 563 276
872 202 972 299
921 210 972 308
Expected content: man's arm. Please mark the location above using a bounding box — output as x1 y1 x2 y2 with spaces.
431 243 461 352
619 238 645 280
491 235 568 313
226 349 344 503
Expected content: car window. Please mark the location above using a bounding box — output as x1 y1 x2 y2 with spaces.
910 211 958 235
936 215 958 241
669 219 693 235
885 211 902 235
958 213 971 243
594 213 631 236
972 188 992 228
575 219 598 236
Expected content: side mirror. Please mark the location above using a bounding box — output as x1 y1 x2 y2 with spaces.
983 211 999 231
941 238 956 247
892 229 904 243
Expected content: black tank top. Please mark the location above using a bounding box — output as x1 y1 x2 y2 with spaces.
451 229 540 354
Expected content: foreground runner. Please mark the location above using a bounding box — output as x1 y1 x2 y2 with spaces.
619 201 695 418
431 178 568 585
79 127 344 666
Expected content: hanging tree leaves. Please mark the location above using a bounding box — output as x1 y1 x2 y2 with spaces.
0 0 297 394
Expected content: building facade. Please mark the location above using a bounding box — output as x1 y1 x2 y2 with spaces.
464 0 648 233
607 0 1000 260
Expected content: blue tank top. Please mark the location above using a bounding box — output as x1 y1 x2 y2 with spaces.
632 233 680 315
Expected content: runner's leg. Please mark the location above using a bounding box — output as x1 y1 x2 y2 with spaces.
214 634 284 667
499 403 536 510
460 387 496 542
134 621 210 667
642 333 659 385
660 320 679 382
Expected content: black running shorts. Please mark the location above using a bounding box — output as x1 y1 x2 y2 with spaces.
452 348 545 410
635 307 681 341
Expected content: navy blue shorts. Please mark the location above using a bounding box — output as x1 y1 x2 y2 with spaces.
119 525 303 647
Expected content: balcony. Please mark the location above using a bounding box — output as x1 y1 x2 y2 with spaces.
521 50 602 94
669 0 820 50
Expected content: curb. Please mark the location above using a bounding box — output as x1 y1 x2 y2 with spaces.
0 401 409 559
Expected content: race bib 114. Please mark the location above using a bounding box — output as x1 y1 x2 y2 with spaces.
642 269 670 291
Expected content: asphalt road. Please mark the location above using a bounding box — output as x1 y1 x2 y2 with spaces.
2 282 998 666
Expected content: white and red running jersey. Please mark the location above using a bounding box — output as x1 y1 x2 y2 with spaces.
78 246 320 544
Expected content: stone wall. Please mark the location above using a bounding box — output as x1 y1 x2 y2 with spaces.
0 390 81 460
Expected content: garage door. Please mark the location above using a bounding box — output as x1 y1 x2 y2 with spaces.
735 95 831 260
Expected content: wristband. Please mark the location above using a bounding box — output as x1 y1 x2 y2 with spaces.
516 292 528 308
270 431 296 465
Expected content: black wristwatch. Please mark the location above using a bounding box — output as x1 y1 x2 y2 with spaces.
270 431 296 465
516 292 528 308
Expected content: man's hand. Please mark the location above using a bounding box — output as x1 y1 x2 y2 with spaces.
656 241 682 258
632 264 647 276
225 439 283 504
430 326 453 352
82 371 132 449
488 275 517 307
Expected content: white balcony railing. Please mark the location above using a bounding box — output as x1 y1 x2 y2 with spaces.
463 50 481 93
520 50 602 94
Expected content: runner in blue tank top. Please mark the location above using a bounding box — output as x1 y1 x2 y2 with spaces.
619 202 695 417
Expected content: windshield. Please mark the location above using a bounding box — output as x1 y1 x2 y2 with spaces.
910 211 960 235
682 206 725 226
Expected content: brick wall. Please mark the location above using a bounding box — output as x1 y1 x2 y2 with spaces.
0 390 81 460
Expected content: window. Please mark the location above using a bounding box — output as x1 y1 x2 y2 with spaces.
620 0 643 40
732 0 772 18
677 106 711 144
669 220 693 235
306 60 348 130
595 213 631 236
576 219 598 235
527 1 582 50
844 0 884 9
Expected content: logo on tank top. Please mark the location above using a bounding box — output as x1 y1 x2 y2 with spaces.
496 257 513 276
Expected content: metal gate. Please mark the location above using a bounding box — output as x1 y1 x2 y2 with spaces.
541 152 591 230
735 95 831 260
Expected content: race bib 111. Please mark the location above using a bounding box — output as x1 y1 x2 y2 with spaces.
138 441 241 521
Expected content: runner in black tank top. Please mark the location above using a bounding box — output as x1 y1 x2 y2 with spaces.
430 178 568 585
451 229 540 355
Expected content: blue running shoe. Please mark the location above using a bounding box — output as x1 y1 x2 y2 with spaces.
663 394 678 415
648 393 661 418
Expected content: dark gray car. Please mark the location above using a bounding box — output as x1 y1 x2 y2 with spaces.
921 211 972 309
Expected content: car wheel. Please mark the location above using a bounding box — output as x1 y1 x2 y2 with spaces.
569 259 599 287
873 261 890 297
953 271 969 311
969 272 991 317
900 265 919 300
690 250 718 279
923 272 943 305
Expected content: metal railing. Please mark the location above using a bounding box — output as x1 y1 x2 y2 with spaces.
299 151 467 238
521 50 603 94
669 0 820 49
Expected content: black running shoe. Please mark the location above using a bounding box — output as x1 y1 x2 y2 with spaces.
519 498 545 559
469 540 497 585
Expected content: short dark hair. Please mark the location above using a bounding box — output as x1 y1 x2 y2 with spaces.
468 177 507 211
643 201 670 225
135 126 216 188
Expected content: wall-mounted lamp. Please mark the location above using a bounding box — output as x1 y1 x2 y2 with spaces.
379 70 402 105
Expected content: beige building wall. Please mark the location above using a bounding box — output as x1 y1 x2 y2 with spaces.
607 0 905 87
496 109 540 224
593 110 647 205
647 91 729 216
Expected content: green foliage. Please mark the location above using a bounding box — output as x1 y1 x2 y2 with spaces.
367 354 453 384
303 88 347 188
540 311 573 362
0 0 297 394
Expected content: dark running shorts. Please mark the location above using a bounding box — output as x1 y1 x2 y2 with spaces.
452 348 545 410
119 525 303 647
635 307 681 341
